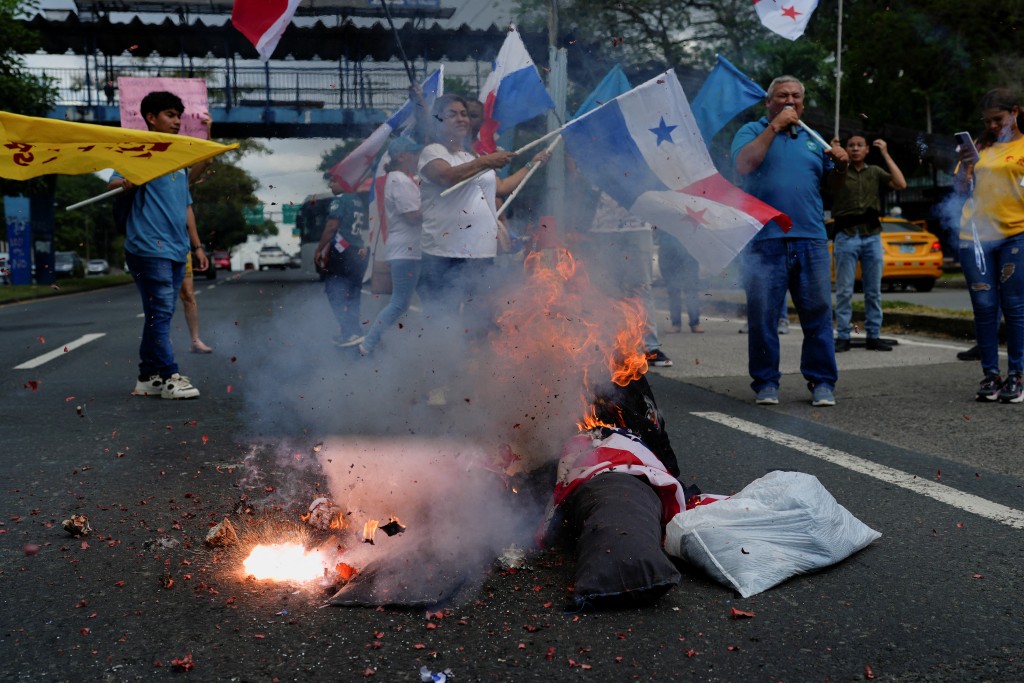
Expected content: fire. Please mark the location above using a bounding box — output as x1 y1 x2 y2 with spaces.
242 543 332 583
494 248 649 433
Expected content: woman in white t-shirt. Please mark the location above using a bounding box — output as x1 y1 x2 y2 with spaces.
359 137 424 356
417 93 549 339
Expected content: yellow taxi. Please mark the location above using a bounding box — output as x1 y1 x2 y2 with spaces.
828 217 943 292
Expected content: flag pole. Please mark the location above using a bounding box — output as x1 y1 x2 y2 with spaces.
497 137 562 217
834 0 843 139
440 126 566 197
379 0 416 85
66 186 125 211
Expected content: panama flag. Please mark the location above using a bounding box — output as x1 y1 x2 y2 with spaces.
330 67 443 194
753 0 819 41
690 54 766 143
476 24 555 154
231 0 302 61
560 70 790 275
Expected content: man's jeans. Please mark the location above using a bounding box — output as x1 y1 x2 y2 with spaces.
125 252 185 380
362 259 421 352
961 232 1024 378
742 238 837 392
324 248 369 340
834 232 884 339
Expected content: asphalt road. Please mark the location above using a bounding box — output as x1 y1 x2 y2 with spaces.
1 270 1021 682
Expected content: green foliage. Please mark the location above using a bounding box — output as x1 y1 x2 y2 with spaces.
317 139 367 177
191 160 275 249
53 174 117 260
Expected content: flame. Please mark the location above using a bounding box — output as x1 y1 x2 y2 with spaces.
242 543 332 582
494 248 648 432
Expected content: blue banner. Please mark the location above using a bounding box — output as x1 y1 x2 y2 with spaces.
3 196 32 285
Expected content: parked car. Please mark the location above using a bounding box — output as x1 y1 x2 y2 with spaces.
54 251 86 279
86 258 110 275
287 252 302 269
0 252 9 284
212 250 231 270
258 245 290 270
829 217 943 292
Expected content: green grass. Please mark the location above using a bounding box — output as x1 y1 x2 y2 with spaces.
851 299 973 318
0 275 133 305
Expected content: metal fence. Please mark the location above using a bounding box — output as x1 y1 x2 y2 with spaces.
25 63 414 111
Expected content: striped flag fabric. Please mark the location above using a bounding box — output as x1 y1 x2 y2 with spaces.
476 24 554 154
231 0 302 62
329 67 442 193
559 70 790 274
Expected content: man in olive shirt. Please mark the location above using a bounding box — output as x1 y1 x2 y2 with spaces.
831 134 907 352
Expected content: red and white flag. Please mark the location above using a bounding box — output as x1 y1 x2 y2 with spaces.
753 0 819 41
231 0 302 61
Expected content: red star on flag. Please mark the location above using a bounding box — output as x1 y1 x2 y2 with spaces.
781 5 802 19
686 207 710 225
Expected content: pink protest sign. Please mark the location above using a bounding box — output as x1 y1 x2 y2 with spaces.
117 77 210 139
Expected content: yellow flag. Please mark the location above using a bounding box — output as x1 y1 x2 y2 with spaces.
0 111 239 184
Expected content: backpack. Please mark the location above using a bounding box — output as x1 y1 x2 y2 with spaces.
112 184 145 233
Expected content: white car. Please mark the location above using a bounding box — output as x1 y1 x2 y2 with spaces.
258 246 290 270
87 258 110 275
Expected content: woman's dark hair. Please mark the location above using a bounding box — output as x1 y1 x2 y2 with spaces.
978 88 1023 149
140 91 185 128
429 93 468 144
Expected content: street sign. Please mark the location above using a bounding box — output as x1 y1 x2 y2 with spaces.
243 204 264 225
282 204 299 224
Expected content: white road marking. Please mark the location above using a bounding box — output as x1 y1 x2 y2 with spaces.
14 333 107 370
692 411 1024 530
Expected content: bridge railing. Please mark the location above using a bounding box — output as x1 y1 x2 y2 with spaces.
25 63 414 112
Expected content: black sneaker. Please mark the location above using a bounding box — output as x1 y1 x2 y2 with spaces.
865 338 894 351
834 338 851 353
645 349 673 367
976 374 1003 402
957 345 981 361
998 374 1024 404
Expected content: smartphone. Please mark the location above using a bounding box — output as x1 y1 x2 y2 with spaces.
955 131 980 163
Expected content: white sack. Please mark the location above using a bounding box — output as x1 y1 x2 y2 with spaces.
664 470 881 598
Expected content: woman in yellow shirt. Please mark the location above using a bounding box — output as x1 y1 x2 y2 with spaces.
958 88 1024 403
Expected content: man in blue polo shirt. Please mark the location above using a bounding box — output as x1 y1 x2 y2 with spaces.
732 75 849 407
108 91 208 399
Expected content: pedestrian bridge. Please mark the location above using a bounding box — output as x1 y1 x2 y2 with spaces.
30 63 415 138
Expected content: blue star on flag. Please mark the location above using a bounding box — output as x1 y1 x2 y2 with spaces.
649 117 677 146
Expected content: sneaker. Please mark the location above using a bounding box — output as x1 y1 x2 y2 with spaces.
834 338 851 353
645 349 673 367
998 374 1024 404
976 374 1002 402
161 373 200 400
357 343 370 357
957 345 981 361
810 383 836 407
132 374 164 397
866 338 893 351
778 318 790 335
755 385 779 405
739 322 749 334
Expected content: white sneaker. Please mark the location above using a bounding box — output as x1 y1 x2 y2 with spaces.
161 373 200 400
132 375 164 397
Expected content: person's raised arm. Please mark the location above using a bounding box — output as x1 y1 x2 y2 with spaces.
421 150 516 188
734 107 800 175
495 149 552 197
874 139 907 190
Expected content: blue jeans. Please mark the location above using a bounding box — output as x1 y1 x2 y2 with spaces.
362 259 421 352
742 238 837 392
126 251 185 379
324 248 368 339
834 232 884 339
659 234 701 328
417 254 495 341
960 232 1024 377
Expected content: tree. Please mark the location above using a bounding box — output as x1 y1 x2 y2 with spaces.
53 174 117 260
190 158 276 250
